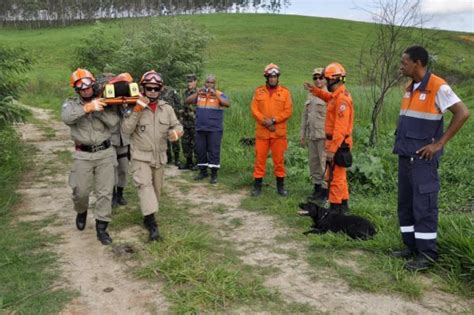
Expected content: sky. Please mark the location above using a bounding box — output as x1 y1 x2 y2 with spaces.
281 0 474 33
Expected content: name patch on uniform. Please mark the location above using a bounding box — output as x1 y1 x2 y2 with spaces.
338 103 347 117
419 93 426 100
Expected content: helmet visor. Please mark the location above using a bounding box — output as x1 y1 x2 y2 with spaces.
75 77 94 90
265 68 280 76
143 72 163 84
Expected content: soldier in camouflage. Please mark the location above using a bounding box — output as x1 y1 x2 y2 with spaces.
178 74 198 170
160 85 182 166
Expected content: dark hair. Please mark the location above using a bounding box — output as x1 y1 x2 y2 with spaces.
404 46 429 66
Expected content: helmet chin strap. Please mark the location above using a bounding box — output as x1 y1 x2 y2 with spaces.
266 78 279 88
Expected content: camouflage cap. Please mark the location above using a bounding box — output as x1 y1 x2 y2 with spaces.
186 73 197 82
312 67 324 76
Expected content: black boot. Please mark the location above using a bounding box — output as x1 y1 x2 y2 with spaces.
251 178 263 197
174 158 180 167
144 213 162 241
341 199 349 213
112 186 118 208
330 203 343 214
76 211 87 231
404 253 435 272
96 220 112 245
194 167 208 180
116 186 127 206
178 157 193 170
210 168 218 184
276 177 288 197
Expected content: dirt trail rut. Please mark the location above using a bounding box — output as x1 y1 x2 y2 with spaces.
15 107 168 315
164 168 472 314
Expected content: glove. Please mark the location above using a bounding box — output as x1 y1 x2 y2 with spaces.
168 130 181 142
83 99 106 113
133 97 149 113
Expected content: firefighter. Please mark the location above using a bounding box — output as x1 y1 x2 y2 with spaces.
62 68 119 245
304 62 354 213
251 63 293 197
122 70 183 241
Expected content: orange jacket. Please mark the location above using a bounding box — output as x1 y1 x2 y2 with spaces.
251 85 293 139
311 85 353 153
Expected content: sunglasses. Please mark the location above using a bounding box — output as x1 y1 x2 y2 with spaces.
313 76 324 80
75 77 94 90
145 86 160 92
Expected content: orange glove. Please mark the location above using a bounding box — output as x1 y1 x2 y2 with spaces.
133 96 149 113
83 99 106 113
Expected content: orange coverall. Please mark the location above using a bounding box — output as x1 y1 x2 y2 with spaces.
251 85 293 178
310 84 354 204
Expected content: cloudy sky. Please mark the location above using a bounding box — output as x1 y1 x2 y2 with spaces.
282 0 474 33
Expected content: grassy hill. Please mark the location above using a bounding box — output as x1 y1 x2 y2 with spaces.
1 13 473 301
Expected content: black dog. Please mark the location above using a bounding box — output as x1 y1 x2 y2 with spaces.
298 202 376 240
239 137 255 146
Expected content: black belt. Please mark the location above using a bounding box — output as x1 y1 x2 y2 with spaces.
76 139 111 153
326 134 350 141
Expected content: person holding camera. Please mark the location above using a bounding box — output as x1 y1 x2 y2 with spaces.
304 63 354 214
61 68 119 245
121 70 183 241
185 74 230 184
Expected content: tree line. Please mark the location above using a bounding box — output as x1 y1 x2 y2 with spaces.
0 0 290 28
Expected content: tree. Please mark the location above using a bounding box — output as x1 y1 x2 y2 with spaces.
358 0 431 146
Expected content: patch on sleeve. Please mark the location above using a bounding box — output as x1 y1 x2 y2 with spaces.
338 103 347 117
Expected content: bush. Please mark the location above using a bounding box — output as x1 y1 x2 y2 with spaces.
72 19 211 88
0 47 32 99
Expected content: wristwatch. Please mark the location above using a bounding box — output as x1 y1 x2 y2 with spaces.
271 118 276 125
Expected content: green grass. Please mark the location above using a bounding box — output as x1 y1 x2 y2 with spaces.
0 12 472 307
0 126 74 313
111 185 312 314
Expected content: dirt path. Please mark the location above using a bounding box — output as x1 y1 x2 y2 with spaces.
15 107 168 315
14 107 472 314
164 168 472 314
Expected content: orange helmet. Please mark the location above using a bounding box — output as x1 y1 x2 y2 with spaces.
70 68 95 89
323 63 346 80
139 70 163 86
263 63 280 77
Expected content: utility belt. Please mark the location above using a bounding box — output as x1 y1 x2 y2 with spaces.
75 139 111 153
325 134 350 141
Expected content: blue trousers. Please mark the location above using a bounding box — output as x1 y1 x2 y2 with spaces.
397 156 440 260
195 130 223 169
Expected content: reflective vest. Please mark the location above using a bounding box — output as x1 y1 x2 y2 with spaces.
393 72 445 157
195 90 226 131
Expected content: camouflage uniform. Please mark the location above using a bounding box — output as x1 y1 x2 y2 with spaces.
178 87 197 165
160 86 182 165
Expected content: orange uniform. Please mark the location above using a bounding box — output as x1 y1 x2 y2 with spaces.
251 85 293 178
310 84 354 204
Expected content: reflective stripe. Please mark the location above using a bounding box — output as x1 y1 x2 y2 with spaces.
208 164 220 169
400 226 414 233
415 232 437 240
197 163 208 167
400 109 442 121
